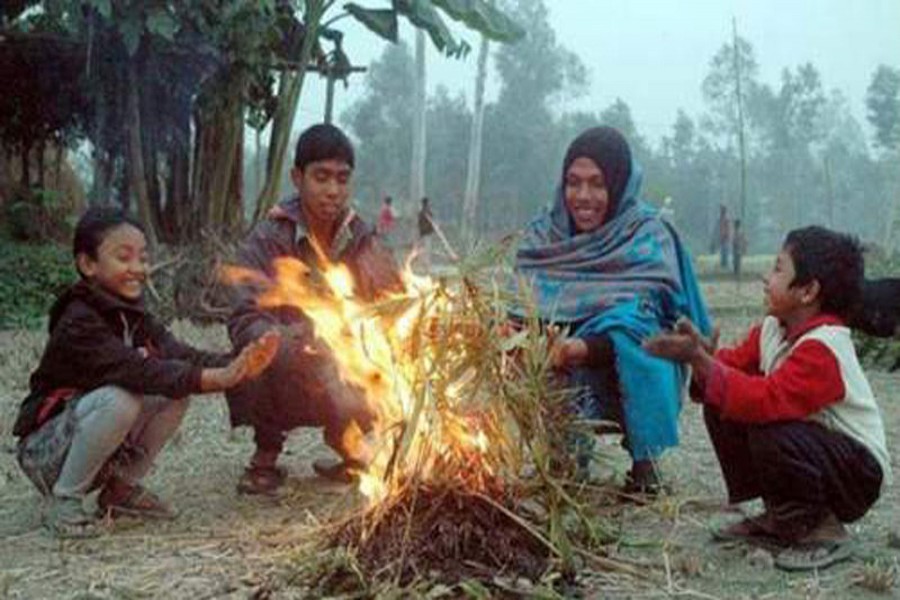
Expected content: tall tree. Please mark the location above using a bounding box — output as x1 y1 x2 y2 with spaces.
460 34 489 239
480 0 586 234
701 31 760 244
409 29 427 213
867 65 900 152
866 65 900 253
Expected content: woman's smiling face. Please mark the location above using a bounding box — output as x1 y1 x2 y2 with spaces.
564 157 610 233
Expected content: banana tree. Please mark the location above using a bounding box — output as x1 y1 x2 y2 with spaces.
254 0 525 221
461 33 489 240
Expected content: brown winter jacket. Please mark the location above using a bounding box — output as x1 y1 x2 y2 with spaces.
12 280 230 438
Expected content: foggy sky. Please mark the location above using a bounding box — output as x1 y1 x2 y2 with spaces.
294 0 900 147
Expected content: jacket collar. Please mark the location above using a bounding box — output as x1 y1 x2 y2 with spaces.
784 313 845 343
269 196 358 261
49 280 145 332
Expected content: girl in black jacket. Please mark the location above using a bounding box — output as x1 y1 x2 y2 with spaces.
13 207 279 538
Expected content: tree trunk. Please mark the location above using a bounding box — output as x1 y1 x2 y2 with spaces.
126 61 158 249
461 35 489 240
164 143 190 242
20 141 30 188
36 140 46 189
190 68 248 237
409 29 427 214
54 143 64 190
254 1 327 223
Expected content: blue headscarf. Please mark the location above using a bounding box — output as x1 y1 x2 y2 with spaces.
512 127 711 460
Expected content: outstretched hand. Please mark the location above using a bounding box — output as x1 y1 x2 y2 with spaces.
236 330 281 380
203 330 281 392
643 317 719 364
547 325 588 370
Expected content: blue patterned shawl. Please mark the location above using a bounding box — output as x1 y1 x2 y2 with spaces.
512 162 711 460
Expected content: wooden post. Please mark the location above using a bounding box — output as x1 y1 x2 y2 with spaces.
324 64 336 124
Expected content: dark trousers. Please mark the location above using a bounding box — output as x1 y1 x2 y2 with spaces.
229 331 375 458
704 406 882 541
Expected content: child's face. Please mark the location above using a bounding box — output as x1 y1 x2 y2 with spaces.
77 224 149 301
763 248 817 322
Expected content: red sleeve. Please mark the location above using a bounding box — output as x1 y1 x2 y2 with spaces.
714 324 763 373
689 324 761 400
705 339 845 422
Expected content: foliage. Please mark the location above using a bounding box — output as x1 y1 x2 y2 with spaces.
346 0 525 58
701 35 759 144
3 187 73 243
342 41 416 211
0 238 76 329
866 64 900 152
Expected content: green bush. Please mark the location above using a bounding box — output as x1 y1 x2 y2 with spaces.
4 188 73 243
0 239 77 329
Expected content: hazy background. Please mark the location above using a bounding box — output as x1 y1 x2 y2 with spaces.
295 0 900 145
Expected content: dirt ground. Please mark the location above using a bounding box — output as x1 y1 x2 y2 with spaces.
0 277 898 599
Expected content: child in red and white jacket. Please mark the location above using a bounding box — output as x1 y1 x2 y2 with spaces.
645 226 890 571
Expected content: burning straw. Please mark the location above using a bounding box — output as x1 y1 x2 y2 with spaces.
223 243 630 591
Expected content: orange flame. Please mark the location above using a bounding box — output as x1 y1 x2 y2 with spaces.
223 255 501 505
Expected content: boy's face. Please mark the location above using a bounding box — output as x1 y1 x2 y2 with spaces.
77 224 148 301
763 248 818 321
291 159 352 230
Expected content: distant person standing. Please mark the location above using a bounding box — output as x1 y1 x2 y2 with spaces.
377 196 396 243
417 197 436 271
718 204 731 270
732 218 747 278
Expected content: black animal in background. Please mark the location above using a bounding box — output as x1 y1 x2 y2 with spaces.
848 278 900 338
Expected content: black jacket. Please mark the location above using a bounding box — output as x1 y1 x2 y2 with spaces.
12 280 230 438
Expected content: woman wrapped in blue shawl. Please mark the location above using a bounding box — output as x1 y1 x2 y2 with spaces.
512 126 711 493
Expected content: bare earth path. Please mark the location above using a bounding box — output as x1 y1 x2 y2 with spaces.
0 279 897 598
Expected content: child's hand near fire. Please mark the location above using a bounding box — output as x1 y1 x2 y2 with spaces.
643 317 718 378
202 330 281 392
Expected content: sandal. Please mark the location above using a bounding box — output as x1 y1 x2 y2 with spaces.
98 480 176 520
237 465 287 496
312 458 365 484
622 461 671 497
775 540 854 571
45 496 105 539
712 513 783 546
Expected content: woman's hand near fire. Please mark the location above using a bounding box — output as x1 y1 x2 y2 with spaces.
545 323 589 370
201 330 281 392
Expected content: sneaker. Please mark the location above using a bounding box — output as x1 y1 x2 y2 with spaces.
97 479 176 520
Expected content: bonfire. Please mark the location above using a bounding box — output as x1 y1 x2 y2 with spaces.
224 245 614 590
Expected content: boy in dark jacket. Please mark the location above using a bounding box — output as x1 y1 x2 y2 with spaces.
14 208 279 538
227 123 403 494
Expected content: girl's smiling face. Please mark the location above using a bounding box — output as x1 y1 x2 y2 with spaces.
77 223 149 301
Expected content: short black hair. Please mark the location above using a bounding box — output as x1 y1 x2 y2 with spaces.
73 207 145 277
784 226 864 319
293 123 355 171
